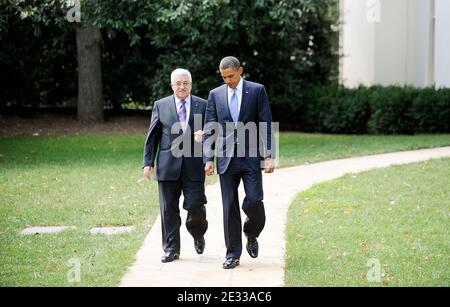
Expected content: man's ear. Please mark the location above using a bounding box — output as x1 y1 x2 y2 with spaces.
239 67 244 75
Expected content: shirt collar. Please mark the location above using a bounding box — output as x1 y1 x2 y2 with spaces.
175 95 191 105
228 77 243 94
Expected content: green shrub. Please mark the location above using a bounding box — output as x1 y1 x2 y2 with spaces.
367 86 419 134
272 85 450 134
322 86 371 134
411 88 450 133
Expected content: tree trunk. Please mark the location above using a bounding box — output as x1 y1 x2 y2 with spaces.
76 26 104 121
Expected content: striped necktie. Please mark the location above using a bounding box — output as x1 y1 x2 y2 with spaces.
178 100 187 131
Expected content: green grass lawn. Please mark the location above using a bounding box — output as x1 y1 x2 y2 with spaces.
0 133 449 286
278 133 450 167
285 158 450 287
0 136 159 286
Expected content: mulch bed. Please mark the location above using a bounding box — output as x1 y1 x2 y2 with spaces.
0 112 151 136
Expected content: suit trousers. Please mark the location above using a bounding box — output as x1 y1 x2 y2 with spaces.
219 157 266 259
158 161 207 253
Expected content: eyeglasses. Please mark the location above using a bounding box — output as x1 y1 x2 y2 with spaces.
172 81 191 88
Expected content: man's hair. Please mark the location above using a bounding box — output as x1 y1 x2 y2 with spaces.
219 56 241 70
171 68 192 83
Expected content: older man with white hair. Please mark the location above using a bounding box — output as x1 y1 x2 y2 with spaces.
143 69 208 263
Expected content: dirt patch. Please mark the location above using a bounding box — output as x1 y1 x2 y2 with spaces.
0 112 151 136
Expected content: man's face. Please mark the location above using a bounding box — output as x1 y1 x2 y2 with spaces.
220 67 243 89
171 74 192 100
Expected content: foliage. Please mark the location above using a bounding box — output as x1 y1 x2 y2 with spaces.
0 0 339 109
294 85 450 134
0 0 77 109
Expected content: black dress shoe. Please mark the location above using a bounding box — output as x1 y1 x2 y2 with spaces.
222 257 240 269
246 236 259 258
194 237 205 254
161 251 180 263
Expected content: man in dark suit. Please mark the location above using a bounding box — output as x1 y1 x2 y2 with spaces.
203 57 275 269
143 69 208 263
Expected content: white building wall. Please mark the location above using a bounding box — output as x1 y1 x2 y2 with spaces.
373 0 409 86
404 0 439 86
340 0 376 87
435 0 450 88
340 0 449 88
404 0 432 86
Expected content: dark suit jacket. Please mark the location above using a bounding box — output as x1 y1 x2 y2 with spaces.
143 95 207 182
203 80 274 174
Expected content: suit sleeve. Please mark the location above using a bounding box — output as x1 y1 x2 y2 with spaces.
143 102 162 168
258 85 275 159
203 92 218 164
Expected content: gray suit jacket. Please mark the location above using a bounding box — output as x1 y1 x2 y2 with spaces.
143 95 207 181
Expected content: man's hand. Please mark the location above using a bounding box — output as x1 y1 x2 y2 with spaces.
204 162 214 176
194 130 204 143
264 158 275 174
143 166 154 179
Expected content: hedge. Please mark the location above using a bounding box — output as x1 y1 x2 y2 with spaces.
273 85 450 134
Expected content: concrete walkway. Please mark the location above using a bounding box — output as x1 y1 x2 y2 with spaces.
119 147 450 287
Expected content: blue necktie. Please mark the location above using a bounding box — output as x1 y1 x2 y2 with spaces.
229 89 239 123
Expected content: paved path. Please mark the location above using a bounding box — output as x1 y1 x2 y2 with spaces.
119 147 450 287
